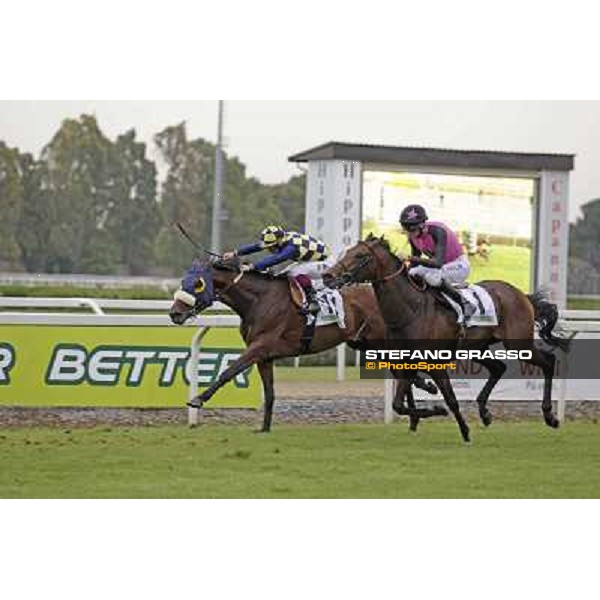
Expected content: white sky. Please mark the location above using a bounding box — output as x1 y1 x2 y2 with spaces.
1 100 598 222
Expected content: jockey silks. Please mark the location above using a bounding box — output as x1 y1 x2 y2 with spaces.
237 230 331 271
409 221 463 265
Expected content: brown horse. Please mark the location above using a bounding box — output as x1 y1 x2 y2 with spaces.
169 256 443 431
323 234 569 443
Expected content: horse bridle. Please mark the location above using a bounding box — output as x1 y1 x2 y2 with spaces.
334 241 405 285
174 259 245 322
333 241 426 291
215 269 245 299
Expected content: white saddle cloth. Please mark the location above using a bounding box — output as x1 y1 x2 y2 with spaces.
442 284 498 327
314 288 346 328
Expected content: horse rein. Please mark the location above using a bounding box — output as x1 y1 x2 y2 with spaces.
214 269 245 300
337 241 426 291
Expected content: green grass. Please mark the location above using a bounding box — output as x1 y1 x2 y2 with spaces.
568 297 600 310
468 246 530 291
1 422 599 498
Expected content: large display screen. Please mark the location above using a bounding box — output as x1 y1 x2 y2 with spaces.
362 171 535 292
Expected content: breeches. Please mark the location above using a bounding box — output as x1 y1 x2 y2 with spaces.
408 255 470 287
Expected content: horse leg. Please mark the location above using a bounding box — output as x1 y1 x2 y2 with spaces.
502 337 559 428
413 374 438 395
189 344 265 408
257 359 275 433
404 385 420 432
392 372 448 425
522 347 559 428
391 374 412 417
471 357 507 427
392 374 420 432
431 371 470 443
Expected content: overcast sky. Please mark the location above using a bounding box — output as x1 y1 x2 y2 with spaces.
1 100 598 221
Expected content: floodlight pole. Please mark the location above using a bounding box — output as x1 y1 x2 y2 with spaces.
211 100 225 253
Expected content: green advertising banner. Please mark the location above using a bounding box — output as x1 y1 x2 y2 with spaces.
0 326 260 408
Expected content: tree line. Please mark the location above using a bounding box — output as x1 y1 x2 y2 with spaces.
0 115 305 276
569 197 600 295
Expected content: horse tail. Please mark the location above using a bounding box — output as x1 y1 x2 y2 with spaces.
527 290 571 352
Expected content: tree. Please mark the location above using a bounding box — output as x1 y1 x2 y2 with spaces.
2 116 309 277
568 198 600 295
16 152 52 272
154 123 214 273
108 130 161 274
220 158 284 249
0 142 25 270
264 174 306 231
570 198 600 268
37 114 122 273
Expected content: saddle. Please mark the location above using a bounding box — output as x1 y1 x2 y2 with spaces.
287 278 348 353
288 277 306 309
421 279 497 327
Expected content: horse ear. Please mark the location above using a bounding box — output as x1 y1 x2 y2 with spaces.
365 232 375 241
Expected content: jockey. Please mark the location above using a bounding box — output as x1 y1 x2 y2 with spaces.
222 225 333 314
399 204 473 324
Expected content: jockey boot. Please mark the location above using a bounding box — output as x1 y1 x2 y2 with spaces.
295 275 320 315
439 280 473 326
303 284 320 315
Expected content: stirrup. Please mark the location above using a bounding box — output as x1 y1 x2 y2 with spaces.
305 301 320 316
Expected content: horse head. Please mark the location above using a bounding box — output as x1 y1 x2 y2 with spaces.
323 234 403 289
169 259 215 325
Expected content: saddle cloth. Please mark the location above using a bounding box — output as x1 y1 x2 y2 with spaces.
442 284 498 327
314 288 346 328
289 279 346 328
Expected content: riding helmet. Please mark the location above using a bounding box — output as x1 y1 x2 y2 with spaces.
260 224 285 247
399 204 428 228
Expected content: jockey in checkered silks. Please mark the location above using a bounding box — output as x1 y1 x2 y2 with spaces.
400 204 474 324
222 225 333 315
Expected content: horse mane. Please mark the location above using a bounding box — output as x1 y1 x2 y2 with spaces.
364 232 404 263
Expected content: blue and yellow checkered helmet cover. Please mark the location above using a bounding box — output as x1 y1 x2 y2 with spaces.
260 225 285 247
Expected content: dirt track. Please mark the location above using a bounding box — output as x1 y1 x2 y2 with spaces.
1 376 599 427
274 379 383 399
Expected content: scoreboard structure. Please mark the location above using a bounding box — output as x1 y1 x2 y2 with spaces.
289 142 574 307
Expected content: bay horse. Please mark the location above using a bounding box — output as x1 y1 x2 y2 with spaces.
169 256 444 432
323 234 569 443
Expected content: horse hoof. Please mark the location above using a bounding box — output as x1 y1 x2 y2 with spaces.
546 417 560 429
433 405 448 417
254 429 270 434
481 413 493 427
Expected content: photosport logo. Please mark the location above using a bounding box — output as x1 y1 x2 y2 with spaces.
359 340 600 380
43 344 250 388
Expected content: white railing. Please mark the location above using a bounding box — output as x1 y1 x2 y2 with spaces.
6 298 597 425
0 272 179 290
0 296 230 313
